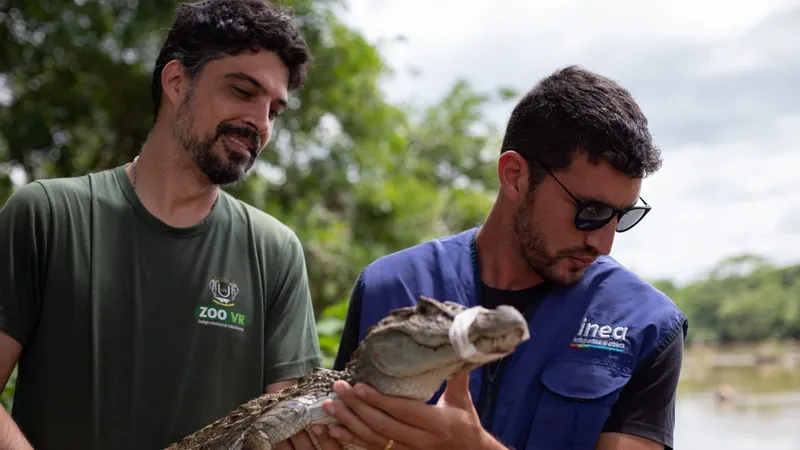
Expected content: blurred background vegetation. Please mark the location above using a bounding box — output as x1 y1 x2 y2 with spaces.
2 0 800 429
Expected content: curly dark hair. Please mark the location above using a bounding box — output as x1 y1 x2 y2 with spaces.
501 65 662 186
150 0 312 119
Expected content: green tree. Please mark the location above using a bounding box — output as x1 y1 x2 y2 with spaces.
658 255 800 344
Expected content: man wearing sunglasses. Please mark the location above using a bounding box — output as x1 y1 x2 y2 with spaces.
323 65 687 450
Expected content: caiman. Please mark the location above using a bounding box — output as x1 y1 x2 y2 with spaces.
165 295 530 450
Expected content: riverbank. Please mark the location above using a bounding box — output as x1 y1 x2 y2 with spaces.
679 341 800 404
676 341 800 449
683 340 800 370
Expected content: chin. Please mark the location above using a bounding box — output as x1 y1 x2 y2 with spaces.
559 268 587 285
544 260 588 286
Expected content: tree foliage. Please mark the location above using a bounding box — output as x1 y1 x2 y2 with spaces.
653 255 800 344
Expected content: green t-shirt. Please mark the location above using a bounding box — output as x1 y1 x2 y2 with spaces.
0 165 323 450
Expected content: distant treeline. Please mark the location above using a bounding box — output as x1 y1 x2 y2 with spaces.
651 254 800 344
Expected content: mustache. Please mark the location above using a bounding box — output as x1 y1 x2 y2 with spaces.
217 123 260 156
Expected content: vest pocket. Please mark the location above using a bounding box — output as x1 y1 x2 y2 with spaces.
526 356 632 450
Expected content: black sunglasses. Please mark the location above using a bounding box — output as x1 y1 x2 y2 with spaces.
534 160 652 233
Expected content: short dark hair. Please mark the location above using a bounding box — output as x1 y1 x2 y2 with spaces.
500 65 662 185
150 0 311 118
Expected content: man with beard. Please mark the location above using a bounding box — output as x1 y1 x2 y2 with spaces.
0 1 339 449
325 66 688 450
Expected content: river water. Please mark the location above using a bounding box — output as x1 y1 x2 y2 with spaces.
675 344 800 449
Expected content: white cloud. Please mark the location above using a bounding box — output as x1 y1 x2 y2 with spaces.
342 0 797 100
341 0 800 284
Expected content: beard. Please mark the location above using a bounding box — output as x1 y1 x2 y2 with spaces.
513 188 599 285
173 88 261 186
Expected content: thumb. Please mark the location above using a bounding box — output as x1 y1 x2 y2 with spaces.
440 370 473 410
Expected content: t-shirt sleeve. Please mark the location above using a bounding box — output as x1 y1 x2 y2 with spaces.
601 326 685 449
261 231 323 386
0 181 51 348
332 273 365 371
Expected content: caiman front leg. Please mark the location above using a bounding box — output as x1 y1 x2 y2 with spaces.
240 391 346 450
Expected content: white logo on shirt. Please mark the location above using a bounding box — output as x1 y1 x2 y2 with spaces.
570 317 629 353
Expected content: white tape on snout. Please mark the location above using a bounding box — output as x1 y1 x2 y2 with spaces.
449 306 486 362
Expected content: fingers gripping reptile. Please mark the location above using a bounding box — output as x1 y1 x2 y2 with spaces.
165 296 530 450
240 374 345 450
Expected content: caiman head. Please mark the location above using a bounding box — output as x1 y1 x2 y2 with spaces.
345 295 530 401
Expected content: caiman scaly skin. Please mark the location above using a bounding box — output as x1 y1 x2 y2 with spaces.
165 295 531 450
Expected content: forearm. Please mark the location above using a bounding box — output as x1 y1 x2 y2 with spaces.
0 407 33 450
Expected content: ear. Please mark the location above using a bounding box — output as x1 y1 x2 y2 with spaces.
160 59 190 109
497 151 529 202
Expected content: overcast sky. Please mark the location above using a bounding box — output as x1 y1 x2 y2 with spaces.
340 0 800 284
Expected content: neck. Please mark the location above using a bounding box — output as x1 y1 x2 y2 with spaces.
126 123 219 228
476 198 543 290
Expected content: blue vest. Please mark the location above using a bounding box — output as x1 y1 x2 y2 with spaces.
354 227 687 450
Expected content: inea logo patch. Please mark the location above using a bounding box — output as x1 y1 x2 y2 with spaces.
570 317 629 353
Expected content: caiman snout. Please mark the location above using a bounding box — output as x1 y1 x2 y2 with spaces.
449 304 531 363
475 304 530 339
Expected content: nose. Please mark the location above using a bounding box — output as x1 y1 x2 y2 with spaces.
250 113 270 137
583 222 616 256
244 102 272 141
